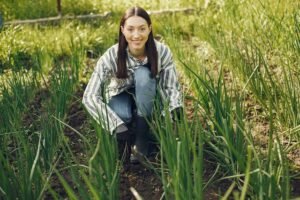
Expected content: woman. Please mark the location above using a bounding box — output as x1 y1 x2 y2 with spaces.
82 6 183 162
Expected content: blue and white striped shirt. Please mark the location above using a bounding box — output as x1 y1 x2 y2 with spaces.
82 40 183 133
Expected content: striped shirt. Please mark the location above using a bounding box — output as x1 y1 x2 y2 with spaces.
82 40 183 134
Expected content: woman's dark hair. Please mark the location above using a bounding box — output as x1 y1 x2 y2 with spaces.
117 6 158 78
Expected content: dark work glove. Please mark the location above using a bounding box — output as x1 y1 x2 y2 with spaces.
171 107 184 122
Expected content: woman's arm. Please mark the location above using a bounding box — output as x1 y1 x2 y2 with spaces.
82 52 124 134
158 45 183 114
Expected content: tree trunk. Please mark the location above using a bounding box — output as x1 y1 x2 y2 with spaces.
57 0 62 16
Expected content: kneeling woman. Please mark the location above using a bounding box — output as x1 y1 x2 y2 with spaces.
82 6 183 162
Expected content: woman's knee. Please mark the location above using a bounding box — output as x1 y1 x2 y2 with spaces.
110 104 133 124
119 113 133 124
108 93 133 124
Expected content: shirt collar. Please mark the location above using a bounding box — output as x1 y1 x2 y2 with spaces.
126 47 148 65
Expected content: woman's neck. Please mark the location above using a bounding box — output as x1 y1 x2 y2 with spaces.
129 49 146 60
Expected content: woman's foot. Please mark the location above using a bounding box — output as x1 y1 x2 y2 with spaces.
130 145 148 164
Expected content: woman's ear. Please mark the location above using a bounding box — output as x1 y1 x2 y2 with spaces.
121 26 124 34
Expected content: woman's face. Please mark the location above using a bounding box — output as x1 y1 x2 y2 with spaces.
121 16 151 56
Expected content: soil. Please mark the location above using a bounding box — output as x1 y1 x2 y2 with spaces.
119 161 163 200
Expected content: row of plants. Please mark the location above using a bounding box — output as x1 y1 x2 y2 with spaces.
0 37 84 199
0 19 124 199
149 0 298 199
196 0 300 137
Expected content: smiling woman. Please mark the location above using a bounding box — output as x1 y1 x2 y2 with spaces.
121 16 151 59
82 6 183 164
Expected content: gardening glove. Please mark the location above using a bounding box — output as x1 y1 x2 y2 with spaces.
171 107 184 123
171 107 184 138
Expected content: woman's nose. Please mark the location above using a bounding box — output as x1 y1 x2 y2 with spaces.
132 30 140 38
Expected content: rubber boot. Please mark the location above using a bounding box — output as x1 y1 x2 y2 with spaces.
131 116 149 163
116 130 131 162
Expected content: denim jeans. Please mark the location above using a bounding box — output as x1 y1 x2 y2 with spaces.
108 66 156 124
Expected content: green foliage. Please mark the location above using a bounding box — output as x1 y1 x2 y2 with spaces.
0 70 38 132
0 0 56 20
152 101 204 199
0 22 117 74
0 0 299 199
